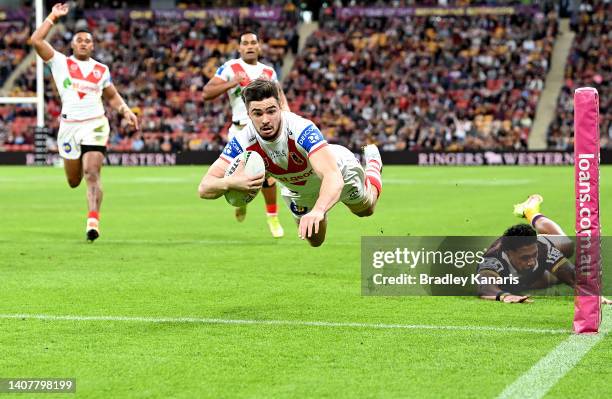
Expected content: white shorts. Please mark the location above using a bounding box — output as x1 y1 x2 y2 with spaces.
57 116 110 159
281 145 367 219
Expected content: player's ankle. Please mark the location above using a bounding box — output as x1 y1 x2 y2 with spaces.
266 204 277 216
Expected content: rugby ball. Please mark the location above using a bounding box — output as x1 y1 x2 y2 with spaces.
224 151 266 207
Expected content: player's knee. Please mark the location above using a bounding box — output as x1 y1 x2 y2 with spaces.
83 168 100 184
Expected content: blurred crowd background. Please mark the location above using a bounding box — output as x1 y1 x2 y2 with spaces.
0 0 609 153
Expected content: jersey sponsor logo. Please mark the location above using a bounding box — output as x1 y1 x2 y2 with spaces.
71 80 101 95
289 201 308 216
276 168 314 186
63 142 72 153
222 137 243 159
297 124 325 153
63 77 72 89
216 65 226 76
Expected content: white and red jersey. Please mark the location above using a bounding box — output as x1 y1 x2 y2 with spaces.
220 111 328 195
215 58 278 125
46 50 112 122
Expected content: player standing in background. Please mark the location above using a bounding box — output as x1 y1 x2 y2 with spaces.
30 3 139 241
203 32 287 238
198 79 383 247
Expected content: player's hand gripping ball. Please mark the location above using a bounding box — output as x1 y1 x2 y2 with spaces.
224 151 266 207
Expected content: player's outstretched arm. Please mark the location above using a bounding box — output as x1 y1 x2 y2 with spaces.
477 270 532 303
298 146 343 239
103 84 139 130
202 76 241 101
552 262 612 305
198 159 264 199
30 3 68 61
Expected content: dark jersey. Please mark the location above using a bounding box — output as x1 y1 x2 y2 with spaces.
477 236 568 292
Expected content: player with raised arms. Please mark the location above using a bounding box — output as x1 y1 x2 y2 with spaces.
29 3 139 241
203 32 288 238
198 79 383 247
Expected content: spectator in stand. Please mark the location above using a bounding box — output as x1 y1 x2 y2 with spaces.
547 0 610 150
285 9 557 151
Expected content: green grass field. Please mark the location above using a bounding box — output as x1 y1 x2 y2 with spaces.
0 165 610 398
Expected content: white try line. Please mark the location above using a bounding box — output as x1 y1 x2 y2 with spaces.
496 309 611 399
0 313 574 335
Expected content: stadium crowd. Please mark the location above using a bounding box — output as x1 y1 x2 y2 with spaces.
0 18 35 152
2 8 298 152
547 0 610 150
2 2 609 153
286 10 557 151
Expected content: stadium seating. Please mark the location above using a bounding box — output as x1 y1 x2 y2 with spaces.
3 10 297 152
285 9 558 151
0 16 35 152
8 4 607 153
547 0 610 150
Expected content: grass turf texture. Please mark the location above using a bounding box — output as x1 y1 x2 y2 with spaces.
0 165 610 398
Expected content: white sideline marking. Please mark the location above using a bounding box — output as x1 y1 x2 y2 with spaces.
496 310 611 399
0 313 572 335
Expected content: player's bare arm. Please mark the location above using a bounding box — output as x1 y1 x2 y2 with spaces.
198 158 264 199
102 84 139 130
551 261 612 305
551 260 575 286
478 270 532 303
202 75 242 101
30 3 69 61
298 146 343 239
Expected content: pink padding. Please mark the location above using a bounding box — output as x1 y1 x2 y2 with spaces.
573 87 601 334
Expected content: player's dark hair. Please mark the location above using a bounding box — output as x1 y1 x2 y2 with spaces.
501 224 537 252
239 31 258 43
73 29 93 37
242 79 280 109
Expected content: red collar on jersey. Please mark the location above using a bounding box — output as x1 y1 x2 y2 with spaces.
66 58 107 99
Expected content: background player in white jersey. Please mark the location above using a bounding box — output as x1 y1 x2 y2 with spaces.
202 32 287 238
198 79 383 247
30 3 138 241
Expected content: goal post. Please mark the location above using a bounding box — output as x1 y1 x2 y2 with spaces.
0 0 46 164
573 87 602 334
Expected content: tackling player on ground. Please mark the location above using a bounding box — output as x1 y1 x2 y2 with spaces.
198 79 383 247
477 194 611 304
203 32 287 238
30 3 138 241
